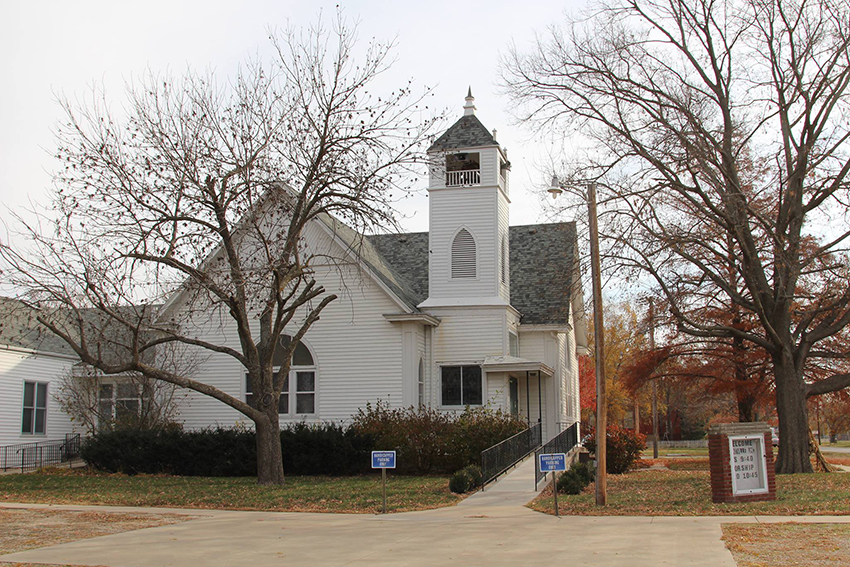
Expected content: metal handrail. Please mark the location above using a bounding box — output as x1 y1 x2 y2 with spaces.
1 433 81 473
534 422 579 489
481 422 542 486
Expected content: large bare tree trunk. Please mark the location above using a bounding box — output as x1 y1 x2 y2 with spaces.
774 353 813 474
255 410 284 485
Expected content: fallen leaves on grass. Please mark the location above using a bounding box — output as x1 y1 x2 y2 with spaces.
529 467 850 516
0 508 192 555
0 469 461 514
722 523 850 566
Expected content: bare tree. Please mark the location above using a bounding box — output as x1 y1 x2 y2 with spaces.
1 14 438 484
503 0 850 473
54 369 185 436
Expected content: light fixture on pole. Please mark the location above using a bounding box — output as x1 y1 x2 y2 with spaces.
548 175 607 506
547 176 564 199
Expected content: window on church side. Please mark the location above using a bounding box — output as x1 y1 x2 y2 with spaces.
441 365 482 406
245 335 316 416
509 332 519 358
451 229 476 279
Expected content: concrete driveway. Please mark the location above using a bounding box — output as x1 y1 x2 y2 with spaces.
2 459 845 566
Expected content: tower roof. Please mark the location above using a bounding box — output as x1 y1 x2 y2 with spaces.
427 89 498 152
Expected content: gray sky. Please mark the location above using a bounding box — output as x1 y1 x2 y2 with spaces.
1 0 583 234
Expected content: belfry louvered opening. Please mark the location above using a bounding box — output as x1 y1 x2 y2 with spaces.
451 228 477 278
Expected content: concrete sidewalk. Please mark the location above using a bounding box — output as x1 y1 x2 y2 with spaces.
2 461 847 566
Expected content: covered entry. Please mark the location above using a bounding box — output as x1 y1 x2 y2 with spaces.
482 356 554 441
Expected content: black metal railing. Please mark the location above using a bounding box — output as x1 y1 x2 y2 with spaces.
481 422 542 486
534 422 579 489
0 433 81 473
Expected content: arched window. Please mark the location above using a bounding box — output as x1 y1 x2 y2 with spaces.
451 228 477 279
246 335 316 416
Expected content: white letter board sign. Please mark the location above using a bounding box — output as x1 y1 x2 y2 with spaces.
728 434 769 495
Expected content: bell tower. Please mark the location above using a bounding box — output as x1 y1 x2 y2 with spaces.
419 90 512 309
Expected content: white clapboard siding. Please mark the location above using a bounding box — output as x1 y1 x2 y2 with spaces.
0 348 77 446
428 186 499 300
478 146 498 187
486 371 508 409
173 259 408 429
429 308 505 363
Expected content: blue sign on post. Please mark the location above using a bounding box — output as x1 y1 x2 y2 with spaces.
372 451 396 469
538 453 567 472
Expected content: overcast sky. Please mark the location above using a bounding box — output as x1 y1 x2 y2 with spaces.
1 0 584 235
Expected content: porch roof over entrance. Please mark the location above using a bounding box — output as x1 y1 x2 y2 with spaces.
481 355 553 377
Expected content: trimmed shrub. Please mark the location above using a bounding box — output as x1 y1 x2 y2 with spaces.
82 423 373 477
571 461 594 485
351 402 527 475
462 464 483 489
280 422 373 475
583 425 646 474
449 468 472 494
557 461 594 495
82 405 528 477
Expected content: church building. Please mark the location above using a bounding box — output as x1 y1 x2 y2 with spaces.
0 92 586 450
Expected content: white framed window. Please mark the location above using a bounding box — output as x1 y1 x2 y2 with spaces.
451 228 477 279
441 365 482 407
97 381 144 430
418 358 425 407
22 381 48 435
246 336 316 416
509 331 519 357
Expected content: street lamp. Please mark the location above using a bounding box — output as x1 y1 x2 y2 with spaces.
548 176 607 506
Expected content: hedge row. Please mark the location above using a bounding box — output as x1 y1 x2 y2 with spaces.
81 424 374 476
81 404 528 477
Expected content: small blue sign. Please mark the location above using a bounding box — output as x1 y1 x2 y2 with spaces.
372 451 396 469
539 453 567 472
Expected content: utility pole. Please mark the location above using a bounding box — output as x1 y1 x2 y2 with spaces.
649 298 659 459
547 175 607 506
587 181 607 506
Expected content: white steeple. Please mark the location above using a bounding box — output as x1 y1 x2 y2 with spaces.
463 87 476 116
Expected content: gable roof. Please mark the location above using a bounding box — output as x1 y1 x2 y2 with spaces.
427 114 497 152
0 297 75 356
367 222 579 326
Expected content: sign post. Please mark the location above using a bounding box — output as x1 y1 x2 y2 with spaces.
371 451 396 514
538 453 567 517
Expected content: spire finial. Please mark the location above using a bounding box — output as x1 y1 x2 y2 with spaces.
463 87 476 116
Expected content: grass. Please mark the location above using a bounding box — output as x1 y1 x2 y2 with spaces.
0 468 461 514
722 523 850 566
530 458 850 516
641 447 709 457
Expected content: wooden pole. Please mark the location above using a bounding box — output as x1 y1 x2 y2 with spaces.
647 298 659 459
587 181 607 506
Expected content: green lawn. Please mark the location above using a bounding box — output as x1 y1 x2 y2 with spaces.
530 461 850 516
641 447 709 457
0 468 461 514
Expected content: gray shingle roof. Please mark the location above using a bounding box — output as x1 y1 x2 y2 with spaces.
365 222 578 325
0 297 75 355
427 114 497 152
